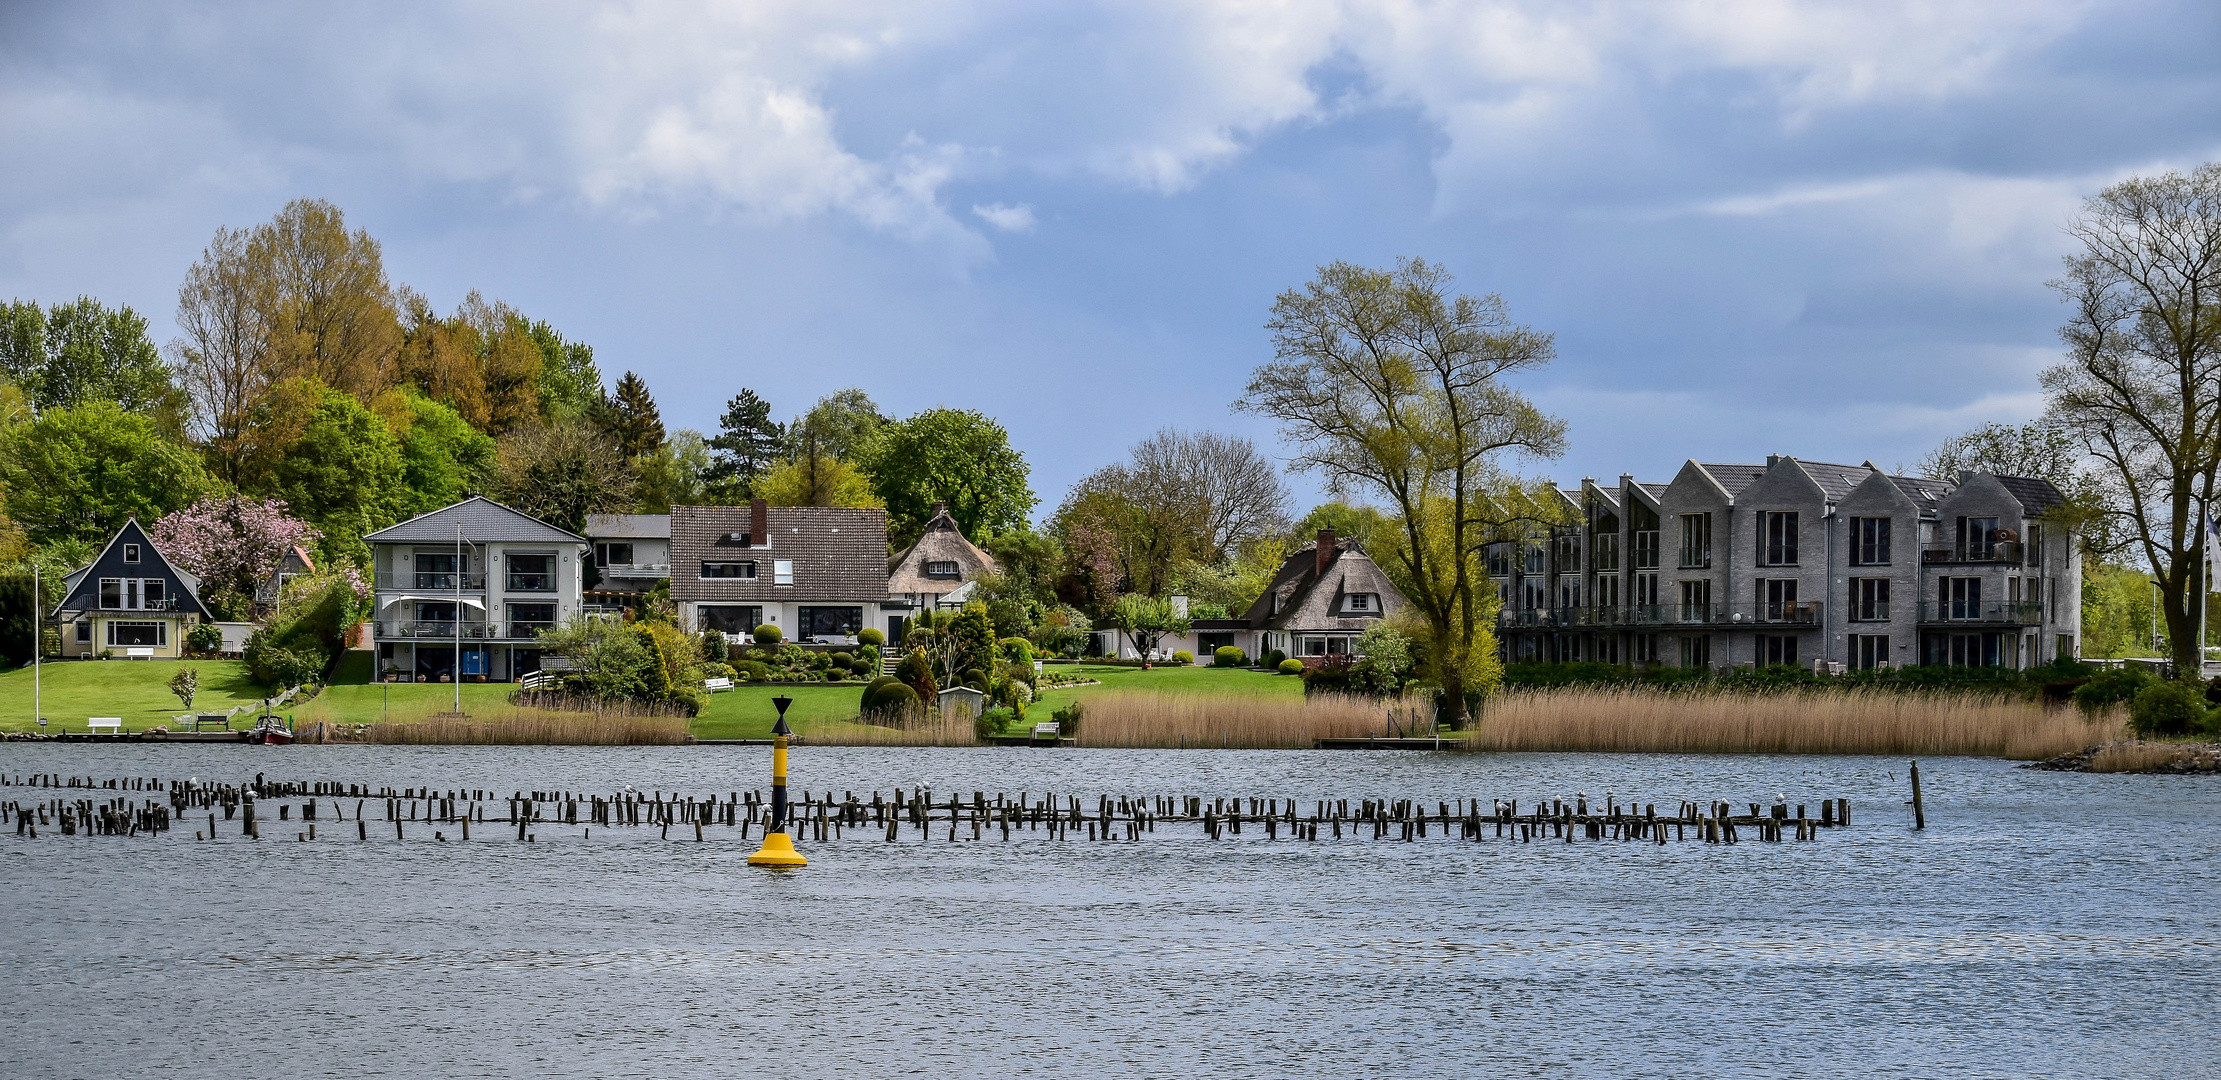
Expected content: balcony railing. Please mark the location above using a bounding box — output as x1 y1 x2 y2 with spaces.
1921 541 2023 565
99 598 181 611
1498 603 1823 629
1918 601 2042 625
597 562 671 577
376 621 556 640
506 574 556 593
375 572 487 591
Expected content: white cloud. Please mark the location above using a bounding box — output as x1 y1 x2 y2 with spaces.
971 202 1036 232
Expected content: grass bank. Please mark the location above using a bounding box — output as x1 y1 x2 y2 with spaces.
1468 687 2119 758
0 659 272 733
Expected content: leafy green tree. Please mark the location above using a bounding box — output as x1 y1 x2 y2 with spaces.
633 430 718 512
788 388 883 460
0 296 188 432
239 379 408 564
1109 593 1190 659
491 418 636 532
861 407 1035 544
376 389 496 516
523 318 604 421
706 388 784 496
0 401 208 545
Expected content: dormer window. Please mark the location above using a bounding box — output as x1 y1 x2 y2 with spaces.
123 544 140 564
1346 593 1374 612
701 561 757 580
925 560 961 579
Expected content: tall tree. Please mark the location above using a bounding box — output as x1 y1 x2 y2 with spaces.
787 388 884 460
149 496 321 619
0 297 188 432
491 419 637 533
705 388 785 496
753 453 881 508
1238 258 1566 726
0 400 209 545
609 371 666 459
861 407 1036 544
392 290 545 435
523 318 604 422
373 388 497 516
633 430 716 512
1053 428 1289 598
171 224 271 486
1919 419 2111 549
235 378 409 564
2041 163 2221 676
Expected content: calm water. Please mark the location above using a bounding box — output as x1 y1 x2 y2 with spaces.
2 743 2215 1079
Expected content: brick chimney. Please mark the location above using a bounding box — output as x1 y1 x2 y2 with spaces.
1315 528 1336 578
750 498 768 546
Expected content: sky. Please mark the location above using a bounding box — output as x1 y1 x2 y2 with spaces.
3 0 2219 520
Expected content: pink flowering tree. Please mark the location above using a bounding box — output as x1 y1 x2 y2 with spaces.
150 496 321 620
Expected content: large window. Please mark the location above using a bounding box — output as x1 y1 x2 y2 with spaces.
1759 634 1797 667
1852 634 1889 670
1959 517 2000 560
1485 544 1511 576
506 553 556 592
98 578 167 610
1851 517 1892 566
1759 578 1798 620
1678 513 1711 569
698 605 764 634
701 561 757 579
414 552 459 589
1678 578 1712 620
1761 511 1798 566
595 543 633 567
2026 524 2044 567
798 606 862 638
509 602 557 637
1678 634 1710 668
105 621 165 647
1941 576 1983 620
1852 578 1890 622
1633 573 1658 608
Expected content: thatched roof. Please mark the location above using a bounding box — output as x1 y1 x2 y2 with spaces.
1238 537 1406 632
887 503 995 594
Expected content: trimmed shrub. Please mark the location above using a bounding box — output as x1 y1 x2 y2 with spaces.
850 659 874 677
733 659 771 681
858 627 885 647
702 661 736 681
830 651 854 668
1263 649 1287 670
1171 650 1194 665
186 622 225 655
897 649 937 700
2129 679 2207 737
1213 646 1246 668
999 637 1035 664
1277 658 1304 675
862 675 897 712
961 667 987 691
869 681 919 711
753 623 782 645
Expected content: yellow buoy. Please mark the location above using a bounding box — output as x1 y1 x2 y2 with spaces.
748 700 806 868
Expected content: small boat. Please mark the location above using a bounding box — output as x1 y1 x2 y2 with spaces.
250 715 293 745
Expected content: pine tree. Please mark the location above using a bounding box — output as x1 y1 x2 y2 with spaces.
610 371 665 459
706 388 785 496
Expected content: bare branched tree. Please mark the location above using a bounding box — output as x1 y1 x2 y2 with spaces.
1054 429 1289 599
2040 163 2221 674
491 419 637 533
170 225 272 487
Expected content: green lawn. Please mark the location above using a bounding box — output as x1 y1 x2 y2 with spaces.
0 658 275 733
1032 662 1302 715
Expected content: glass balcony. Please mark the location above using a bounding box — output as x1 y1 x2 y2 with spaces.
1921 541 2023 565
1917 601 2042 625
375 572 486 590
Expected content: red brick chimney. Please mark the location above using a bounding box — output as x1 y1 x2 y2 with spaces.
750 498 768 546
1315 528 1336 578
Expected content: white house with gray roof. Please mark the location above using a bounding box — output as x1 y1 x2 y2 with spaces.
584 513 672 611
1491 456 2081 673
364 496 589 682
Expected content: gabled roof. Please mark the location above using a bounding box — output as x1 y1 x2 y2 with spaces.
1788 459 1879 502
364 496 585 545
1694 462 1770 497
50 516 211 620
1993 475 2067 516
670 504 891 603
585 514 671 540
887 503 995 594
1239 539 1407 632
1890 476 1952 513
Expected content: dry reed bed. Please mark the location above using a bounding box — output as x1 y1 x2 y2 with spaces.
1471 687 2120 758
809 713 980 747
2088 741 2196 773
1074 691 1401 749
307 707 690 745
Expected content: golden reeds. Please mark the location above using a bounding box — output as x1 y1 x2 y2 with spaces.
1073 691 1398 749
2088 740 2194 773
805 712 980 747
1468 686 2120 758
315 701 691 745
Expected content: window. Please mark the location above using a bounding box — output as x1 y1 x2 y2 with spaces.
143 579 164 608
1522 543 1545 574
506 553 556 592
924 560 961 579
98 578 165 610
1759 634 1797 667
2026 523 2043 567
1852 578 1890 622
1851 517 1891 566
700 561 757 579
509 602 557 637
1678 578 1712 620
1942 577 1982 620
1594 574 1620 609
1632 503 1661 570
123 544 140 563
100 578 121 609
1346 593 1374 612
105 621 165 647
1556 579 1581 610
1591 532 1619 572
74 620 90 643
798 606 863 638
1678 513 1712 568
1678 634 1710 668
774 560 794 586
1485 544 1511 576
1633 573 1658 608
1761 511 1799 566
415 601 457 627
1758 578 1800 622
1555 534 1580 573
698 605 763 634
595 543 634 567
1852 634 1890 670
1633 633 1659 664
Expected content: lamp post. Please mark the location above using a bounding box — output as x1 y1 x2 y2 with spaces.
748 694 807 868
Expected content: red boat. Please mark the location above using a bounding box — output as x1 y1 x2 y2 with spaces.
250 715 293 745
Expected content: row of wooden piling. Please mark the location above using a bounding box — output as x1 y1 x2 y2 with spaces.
4 772 1858 846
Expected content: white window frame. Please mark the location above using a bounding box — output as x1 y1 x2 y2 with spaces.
774 560 794 586
123 544 141 564
105 620 167 647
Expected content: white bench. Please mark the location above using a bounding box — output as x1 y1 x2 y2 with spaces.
126 647 154 659
703 677 733 692
1031 721 1061 741
87 717 122 734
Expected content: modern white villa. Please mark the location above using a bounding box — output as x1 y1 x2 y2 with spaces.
364 497 589 681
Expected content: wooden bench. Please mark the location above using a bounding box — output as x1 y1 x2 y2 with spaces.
190 713 230 732
702 677 733 693
87 717 122 734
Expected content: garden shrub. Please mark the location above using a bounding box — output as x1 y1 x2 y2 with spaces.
1051 699 1083 738
1213 646 1245 667
702 661 736 682
869 681 918 711
1302 660 1351 696
999 637 1034 664
2129 679 2207 737
733 659 771 682
1263 648 1286 670
858 627 884 647
2074 667 2153 715
897 649 937 700
753 623 782 645
830 651 854 669
1171 650 1194 664
187 622 225 655
961 667 987 690
862 675 897 712
1277 658 1303 675
850 659 874 677
699 629 729 664
978 706 1013 740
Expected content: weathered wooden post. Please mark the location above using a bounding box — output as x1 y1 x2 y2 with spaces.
1908 760 1926 830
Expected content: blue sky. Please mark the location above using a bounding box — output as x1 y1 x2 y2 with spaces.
3 1 2218 518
